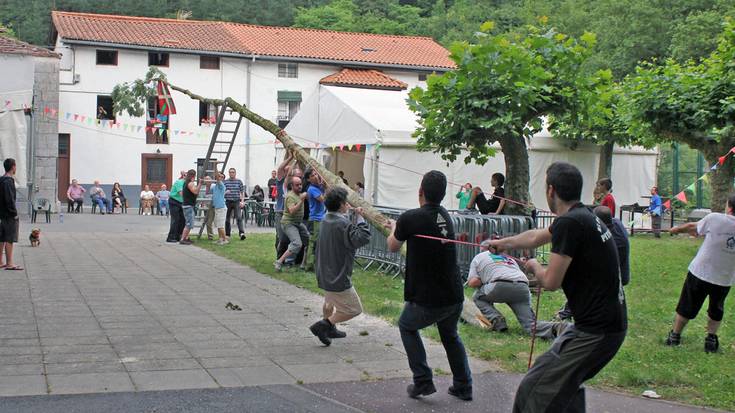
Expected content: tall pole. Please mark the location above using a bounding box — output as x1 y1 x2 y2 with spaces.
696 151 704 208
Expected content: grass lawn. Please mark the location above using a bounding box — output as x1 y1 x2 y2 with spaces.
194 233 735 410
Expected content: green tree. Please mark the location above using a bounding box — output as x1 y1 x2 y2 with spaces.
622 20 735 212
408 22 598 214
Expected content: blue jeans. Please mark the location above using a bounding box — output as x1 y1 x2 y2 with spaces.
93 196 110 213
159 199 169 215
398 301 472 389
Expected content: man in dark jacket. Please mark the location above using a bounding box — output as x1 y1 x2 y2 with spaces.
0 158 21 271
309 187 371 346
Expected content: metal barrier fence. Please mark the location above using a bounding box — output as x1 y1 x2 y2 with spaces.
355 207 536 279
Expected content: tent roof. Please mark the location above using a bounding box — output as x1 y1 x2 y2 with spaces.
285 85 418 147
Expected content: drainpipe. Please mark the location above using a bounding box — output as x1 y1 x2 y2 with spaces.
26 107 35 215
245 56 254 190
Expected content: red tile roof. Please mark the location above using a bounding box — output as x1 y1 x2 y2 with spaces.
52 11 454 70
320 68 408 90
0 34 59 58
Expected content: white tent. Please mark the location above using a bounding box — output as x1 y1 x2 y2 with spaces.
285 85 657 212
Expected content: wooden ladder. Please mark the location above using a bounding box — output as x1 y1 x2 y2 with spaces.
195 105 244 239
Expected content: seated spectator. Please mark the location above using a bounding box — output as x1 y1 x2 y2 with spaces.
67 179 85 213
467 173 506 215
156 184 170 216
89 181 111 214
251 185 265 202
140 185 155 215
111 182 126 213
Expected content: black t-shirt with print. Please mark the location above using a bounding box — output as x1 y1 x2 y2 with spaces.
550 203 628 334
394 203 464 307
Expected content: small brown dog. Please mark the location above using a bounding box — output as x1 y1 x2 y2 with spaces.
29 228 41 247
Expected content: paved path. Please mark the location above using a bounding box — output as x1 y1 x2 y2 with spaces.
0 214 724 411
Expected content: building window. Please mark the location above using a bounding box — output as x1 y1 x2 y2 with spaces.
96 96 115 121
146 158 168 183
96 50 118 66
418 73 428 81
148 52 169 67
200 56 220 70
58 134 70 156
278 63 298 78
146 97 169 144
277 101 300 128
199 101 219 125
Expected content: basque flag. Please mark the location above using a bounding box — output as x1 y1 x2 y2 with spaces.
156 80 177 116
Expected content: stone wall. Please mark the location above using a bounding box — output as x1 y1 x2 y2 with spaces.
30 57 60 212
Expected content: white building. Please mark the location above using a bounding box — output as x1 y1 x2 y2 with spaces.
0 31 60 214
51 11 452 206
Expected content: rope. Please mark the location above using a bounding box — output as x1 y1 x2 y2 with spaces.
528 287 542 370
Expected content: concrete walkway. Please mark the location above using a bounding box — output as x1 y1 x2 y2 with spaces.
0 214 723 411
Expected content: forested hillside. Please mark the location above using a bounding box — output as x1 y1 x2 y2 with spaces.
2 0 734 80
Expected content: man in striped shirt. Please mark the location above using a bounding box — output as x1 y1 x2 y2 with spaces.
224 168 246 240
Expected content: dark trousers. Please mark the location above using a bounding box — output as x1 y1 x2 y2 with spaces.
71 198 83 213
512 326 626 413
167 199 185 242
225 200 244 236
398 302 472 389
651 214 662 238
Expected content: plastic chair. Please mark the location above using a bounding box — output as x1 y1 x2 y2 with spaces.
31 198 52 223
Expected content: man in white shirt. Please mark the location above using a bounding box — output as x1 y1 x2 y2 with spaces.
665 194 735 353
468 240 560 339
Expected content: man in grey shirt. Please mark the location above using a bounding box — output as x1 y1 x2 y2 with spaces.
309 187 371 346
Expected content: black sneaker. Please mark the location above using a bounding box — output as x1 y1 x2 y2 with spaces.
665 330 681 346
705 333 719 353
448 385 473 401
179 239 193 245
240 233 246 240
491 317 508 332
407 381 436 399
327 324 347 339
309 320 332 346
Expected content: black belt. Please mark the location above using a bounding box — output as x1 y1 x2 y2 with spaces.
494 279 528 285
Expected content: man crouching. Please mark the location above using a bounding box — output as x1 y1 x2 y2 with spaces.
309 187 371 346
468 240 561 339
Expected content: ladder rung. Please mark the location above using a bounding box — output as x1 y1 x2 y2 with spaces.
211 151 228 154
221 120 239 123
217 130 236 134
215 141 233 144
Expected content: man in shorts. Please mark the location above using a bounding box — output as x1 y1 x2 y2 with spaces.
211 172 228 245
309 187 371 345
665 194 735 353
0 158 21 271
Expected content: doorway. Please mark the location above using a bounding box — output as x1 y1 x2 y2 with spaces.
57 134 70 201
141 154 172 192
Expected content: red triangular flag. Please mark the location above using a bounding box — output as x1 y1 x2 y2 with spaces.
663 200 671 210
676 191 688 203
44 107 50 114
719 155 727 165
355 144 362 151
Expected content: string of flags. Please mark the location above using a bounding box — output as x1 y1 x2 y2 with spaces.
663 146 735 210
4 99 380 151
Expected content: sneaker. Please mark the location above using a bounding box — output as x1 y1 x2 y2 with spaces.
665 330 681 346
406 381 436 399
327 324 347 339
274 261 283 271
491 317 508 332
166 239 179 243
309 320 332 346
240 233 246 240
448 385 473 401
705 333 719 353
216 240 227 246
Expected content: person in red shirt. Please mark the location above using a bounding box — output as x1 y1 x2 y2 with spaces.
597 178 616 217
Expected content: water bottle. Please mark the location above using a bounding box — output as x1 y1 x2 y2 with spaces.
57 201 64 223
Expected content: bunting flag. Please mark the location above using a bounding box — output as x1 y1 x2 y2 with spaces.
731 146 735 154
663 200 671 210
675 191 688 203
355 143 362 151
338 145 345 151
686 182 697 196
710 162 718 171
719 155 728 165
347 144 353 151
65 112 71 120
156 80 177 116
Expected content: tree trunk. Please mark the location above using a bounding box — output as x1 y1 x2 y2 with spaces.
499 135 531 215
597 141 614 182
702 141 735 213
166 83 391 236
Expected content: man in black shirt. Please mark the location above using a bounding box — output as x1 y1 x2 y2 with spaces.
387 170 472 402
467 172 506 214
0 158 20 271
489 162 627 413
